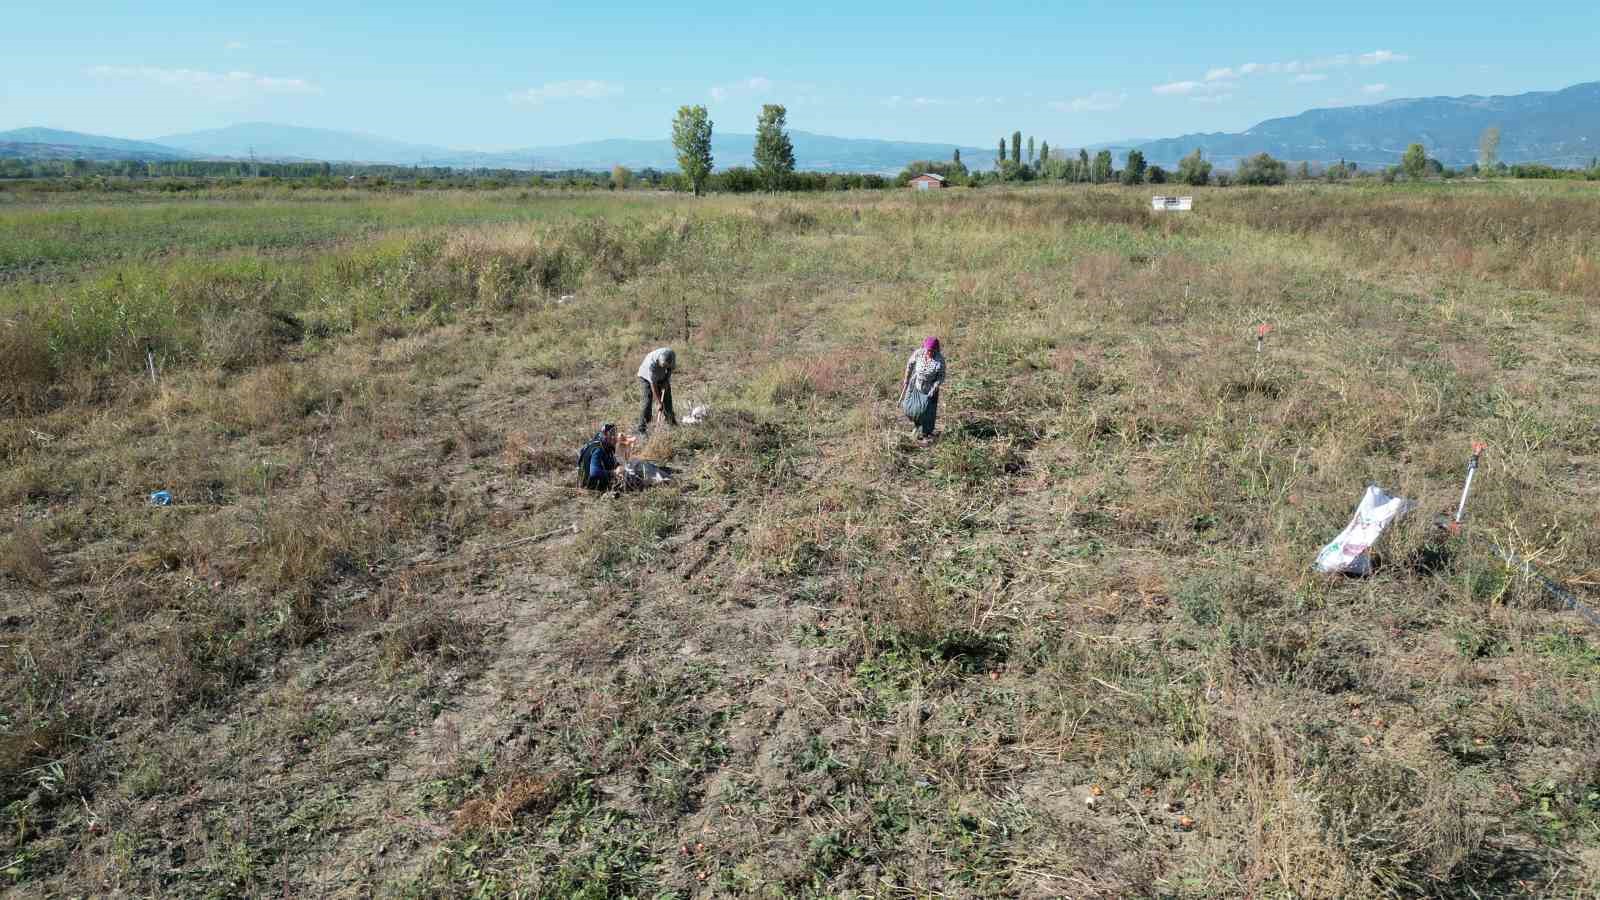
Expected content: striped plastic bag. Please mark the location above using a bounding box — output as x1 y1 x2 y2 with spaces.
1313 485 1416 576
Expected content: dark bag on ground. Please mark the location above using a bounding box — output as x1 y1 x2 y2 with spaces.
901 389 929 422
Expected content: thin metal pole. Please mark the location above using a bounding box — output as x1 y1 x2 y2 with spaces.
1439 439 1599 628
1454 442 1486 524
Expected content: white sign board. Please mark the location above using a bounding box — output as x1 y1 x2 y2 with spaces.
1151 195 1193 211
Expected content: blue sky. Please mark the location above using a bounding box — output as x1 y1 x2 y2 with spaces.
3 1 1597 150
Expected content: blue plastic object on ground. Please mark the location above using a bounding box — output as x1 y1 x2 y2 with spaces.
150 490 173 506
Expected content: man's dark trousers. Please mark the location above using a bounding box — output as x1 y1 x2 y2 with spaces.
637 377 677 434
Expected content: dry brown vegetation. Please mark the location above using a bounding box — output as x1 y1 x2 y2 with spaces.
3 182 1600 897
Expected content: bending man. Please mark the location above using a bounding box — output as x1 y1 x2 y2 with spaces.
636 346 679 435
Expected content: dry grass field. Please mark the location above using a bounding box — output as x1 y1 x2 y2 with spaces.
4 181 1600 897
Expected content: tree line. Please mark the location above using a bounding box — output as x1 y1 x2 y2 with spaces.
8 120 1597 192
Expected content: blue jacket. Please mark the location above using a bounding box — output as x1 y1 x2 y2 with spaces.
582 437 618 489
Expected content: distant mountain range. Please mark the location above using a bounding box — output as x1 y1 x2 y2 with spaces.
0 123 990 174
5 80 1600 172
1125 81 1600 168
0 127 194 162
152 123 455 164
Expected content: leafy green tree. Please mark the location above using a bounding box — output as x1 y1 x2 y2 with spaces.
672 105 714 196
997 159 1034 182
1039 157 1073 180
1236 152 1288 185
1011 131 1022 164
1120 150 1147 185
1078 149 1090 182
753 104 796 191
953 148 961 167
1296 161 1311 180
717 166 760 192
1027 136 1035 164
1401 143 1427 180
998 138 1006 169
1478 126 1501 172
1039 141 1050 165
611 165 631 190
1091 149 1113 183
1176 149 1211 186
1148 165 1168 184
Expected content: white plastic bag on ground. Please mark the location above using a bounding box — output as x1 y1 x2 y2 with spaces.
681 405 710 425
1313 484 1416 576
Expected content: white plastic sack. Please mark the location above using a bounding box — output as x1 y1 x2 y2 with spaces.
681 405 710 425
1313 485 1416 576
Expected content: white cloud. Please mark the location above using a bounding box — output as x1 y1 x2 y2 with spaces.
708 75 774 103
224 40 247 51
507 80 623 104
1153 80 1231 97
1157 48 1409 98
1050 91 1127 112
88 65 319 96
1362 83 1389 94
1193 93 1234 105
1359 50 1408 65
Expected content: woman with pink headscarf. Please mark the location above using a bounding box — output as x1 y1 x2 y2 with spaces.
900 336 946 440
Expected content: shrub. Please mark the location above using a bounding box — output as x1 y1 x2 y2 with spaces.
1120 150 1147 185
1 526 49 587
1236 153 1288 186
1177 149 1212 186
0 317 56 413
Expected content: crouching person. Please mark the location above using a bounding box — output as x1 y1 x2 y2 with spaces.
578 423 633 492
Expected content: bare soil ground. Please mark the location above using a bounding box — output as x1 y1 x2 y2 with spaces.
4 184 1600 897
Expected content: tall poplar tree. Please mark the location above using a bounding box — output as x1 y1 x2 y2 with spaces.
753 104 796 191
672 105 714 196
